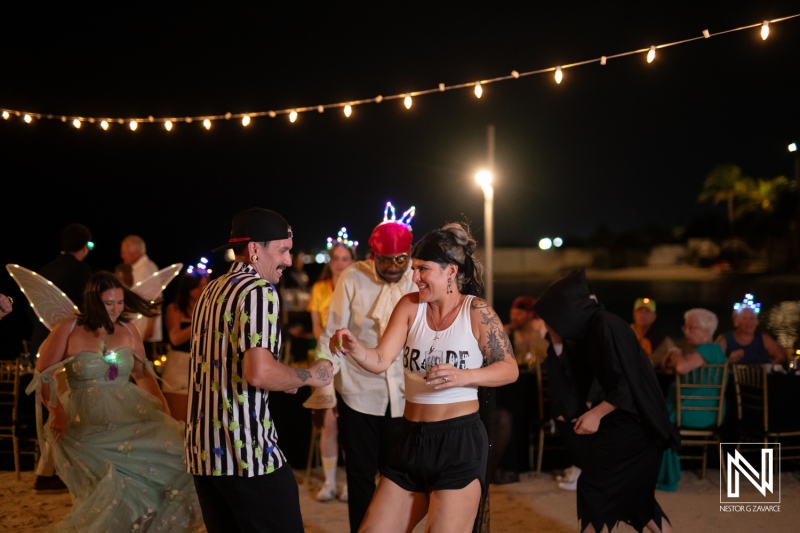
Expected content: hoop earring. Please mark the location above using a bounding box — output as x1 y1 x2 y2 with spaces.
447 277 453 294
251 254 258 263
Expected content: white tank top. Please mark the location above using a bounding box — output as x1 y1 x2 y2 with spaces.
402 295 482 404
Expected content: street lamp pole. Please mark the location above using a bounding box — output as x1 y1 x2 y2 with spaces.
475 125 495 307
790 142 799 270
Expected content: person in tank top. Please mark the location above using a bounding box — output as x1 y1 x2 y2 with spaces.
329 222 518 533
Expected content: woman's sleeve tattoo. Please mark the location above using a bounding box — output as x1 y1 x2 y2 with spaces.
473 300 513 364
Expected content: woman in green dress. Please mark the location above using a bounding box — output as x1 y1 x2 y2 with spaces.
656 308 727 492
29 271 203 532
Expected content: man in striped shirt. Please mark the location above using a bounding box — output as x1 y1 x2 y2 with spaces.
187 207 333 533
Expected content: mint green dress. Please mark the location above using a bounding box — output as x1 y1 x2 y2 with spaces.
656 343 726 492
30 348 203 532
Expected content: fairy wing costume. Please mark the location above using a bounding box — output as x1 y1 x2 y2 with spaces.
7 263 201 532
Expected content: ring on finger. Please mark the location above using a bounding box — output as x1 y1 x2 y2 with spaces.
443 376 449 383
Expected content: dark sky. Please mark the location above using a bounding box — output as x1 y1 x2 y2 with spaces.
1 2 799 286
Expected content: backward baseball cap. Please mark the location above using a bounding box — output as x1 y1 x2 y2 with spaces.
212 208 293 252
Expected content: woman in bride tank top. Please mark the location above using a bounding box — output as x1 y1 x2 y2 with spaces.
329 221 518 533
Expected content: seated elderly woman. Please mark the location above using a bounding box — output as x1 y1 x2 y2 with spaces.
715 293 786 366
656 308 726 492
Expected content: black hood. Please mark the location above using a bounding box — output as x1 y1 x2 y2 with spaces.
533 269 599 340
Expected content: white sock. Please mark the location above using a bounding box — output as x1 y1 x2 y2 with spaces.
321 456 338 487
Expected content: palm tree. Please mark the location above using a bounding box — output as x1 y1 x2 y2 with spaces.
698 164 751 235
736 176 790 217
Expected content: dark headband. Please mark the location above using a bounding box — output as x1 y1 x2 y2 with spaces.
412 237 456 266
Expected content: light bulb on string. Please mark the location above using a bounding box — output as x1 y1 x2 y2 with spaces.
647 46 656 63
72 119 81 129
404 95 412 109
241 115 251 127
555 66 563 84
203 118 212 130
24 114 32 124
2 111 9 120
289 110 298 123
129 121 138 131
474 83 483 98
100 120 109 130
761 21 769 40
165 120 173 132
344 104 352 118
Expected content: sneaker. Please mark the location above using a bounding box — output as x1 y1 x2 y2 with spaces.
558 478 578 491
33 475 68 494
557 467 581 491
337 484 348 502
556 465 580 483
316 481 336 502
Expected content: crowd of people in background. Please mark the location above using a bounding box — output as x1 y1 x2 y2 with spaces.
1 208 797 533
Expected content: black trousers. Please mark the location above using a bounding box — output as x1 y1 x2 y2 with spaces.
193 463 304 533
336 393 403 533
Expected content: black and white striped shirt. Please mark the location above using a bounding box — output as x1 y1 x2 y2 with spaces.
186 262 284 476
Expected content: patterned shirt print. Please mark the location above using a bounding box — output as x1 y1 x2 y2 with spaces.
186 262 283 477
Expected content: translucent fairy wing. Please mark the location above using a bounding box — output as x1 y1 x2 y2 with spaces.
131 263 183 302
6 264 78 331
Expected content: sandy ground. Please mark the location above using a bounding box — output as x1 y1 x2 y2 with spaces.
2 466 799 532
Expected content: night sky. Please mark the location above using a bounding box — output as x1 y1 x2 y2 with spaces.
1 2 799 350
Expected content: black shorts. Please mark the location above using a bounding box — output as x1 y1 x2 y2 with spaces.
382 412 488 493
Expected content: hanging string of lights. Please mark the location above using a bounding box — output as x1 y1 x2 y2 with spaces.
0 14 796 132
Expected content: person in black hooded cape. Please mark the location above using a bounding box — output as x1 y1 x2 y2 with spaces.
534 270 680 533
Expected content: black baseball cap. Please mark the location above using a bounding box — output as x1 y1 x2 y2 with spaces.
212 208 293 252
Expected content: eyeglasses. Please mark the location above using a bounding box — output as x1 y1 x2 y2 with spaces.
375 253 409 268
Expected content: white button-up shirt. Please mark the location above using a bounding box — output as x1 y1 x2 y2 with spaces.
131 254 162 342
319 260 417 417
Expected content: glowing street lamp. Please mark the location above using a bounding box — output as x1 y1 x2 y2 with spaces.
475 169 494 306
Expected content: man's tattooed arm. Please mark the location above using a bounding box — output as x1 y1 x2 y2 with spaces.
472 299 514 365
314 364 332 382
294 367 312 382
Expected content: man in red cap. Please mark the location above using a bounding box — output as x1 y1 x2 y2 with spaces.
319 206 418 533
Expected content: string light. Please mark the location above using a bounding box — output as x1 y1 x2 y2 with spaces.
555 66 563 84
203 118 212 130
0 13 797 133
72 119 81 129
